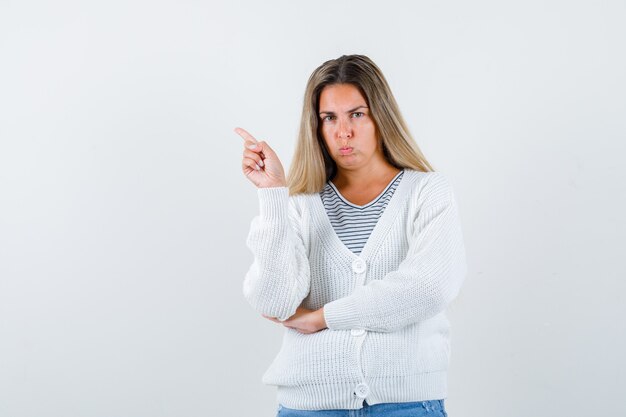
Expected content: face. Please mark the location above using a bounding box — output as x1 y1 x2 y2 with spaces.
318 83 384 173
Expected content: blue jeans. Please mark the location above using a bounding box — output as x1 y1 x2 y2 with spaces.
276 399 448 417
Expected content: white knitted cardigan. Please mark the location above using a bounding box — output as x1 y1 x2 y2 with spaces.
243 169 467 410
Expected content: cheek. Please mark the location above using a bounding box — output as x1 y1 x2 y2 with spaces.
321 125 334 143
320 129 333 151
355 117 375 133
367 129 381 153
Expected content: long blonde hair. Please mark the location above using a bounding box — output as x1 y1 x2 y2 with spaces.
287 54 434 195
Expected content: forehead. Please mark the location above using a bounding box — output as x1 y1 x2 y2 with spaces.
319 84 367 109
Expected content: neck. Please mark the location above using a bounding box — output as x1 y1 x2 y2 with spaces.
332 160 401 189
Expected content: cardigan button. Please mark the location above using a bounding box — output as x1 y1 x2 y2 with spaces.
352 258 366 274
354 383 369 398
351 329 365 337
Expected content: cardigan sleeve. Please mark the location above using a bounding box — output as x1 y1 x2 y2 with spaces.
242 187 311 322
323 173 467 333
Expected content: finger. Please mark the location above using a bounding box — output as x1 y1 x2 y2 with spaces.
243 157 263 172
243 149 265 166
234 127 259 146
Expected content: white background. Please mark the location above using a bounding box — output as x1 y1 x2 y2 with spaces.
1 1 625 416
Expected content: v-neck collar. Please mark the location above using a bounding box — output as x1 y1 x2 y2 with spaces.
312 169 418 262
327 169 404 209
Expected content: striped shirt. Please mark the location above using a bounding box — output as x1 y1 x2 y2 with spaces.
319 169 405 255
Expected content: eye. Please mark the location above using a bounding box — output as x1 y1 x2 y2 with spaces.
351 112 364 118
322 115 336 122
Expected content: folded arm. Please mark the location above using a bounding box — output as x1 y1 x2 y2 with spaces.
323 174 468 333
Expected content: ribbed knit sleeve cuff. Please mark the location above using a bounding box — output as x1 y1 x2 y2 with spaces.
323 297 361 331
257 186 290 221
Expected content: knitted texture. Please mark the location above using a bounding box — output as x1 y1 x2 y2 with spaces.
243 169 467 410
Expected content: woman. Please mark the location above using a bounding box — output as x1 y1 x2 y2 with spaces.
235 55 466 417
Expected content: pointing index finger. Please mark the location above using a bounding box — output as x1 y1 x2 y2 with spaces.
234 127 258 145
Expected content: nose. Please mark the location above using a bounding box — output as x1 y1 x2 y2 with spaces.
337 117 352 140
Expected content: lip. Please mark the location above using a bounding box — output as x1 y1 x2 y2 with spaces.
339 147 353 155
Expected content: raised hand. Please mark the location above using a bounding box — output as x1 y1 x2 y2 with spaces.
234 127 287 189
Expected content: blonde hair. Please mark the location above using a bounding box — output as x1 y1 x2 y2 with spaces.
287 54 434 195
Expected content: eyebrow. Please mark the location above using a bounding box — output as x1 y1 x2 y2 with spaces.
319 105 368 115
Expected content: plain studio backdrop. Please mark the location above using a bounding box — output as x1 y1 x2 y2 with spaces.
1 1 624 416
